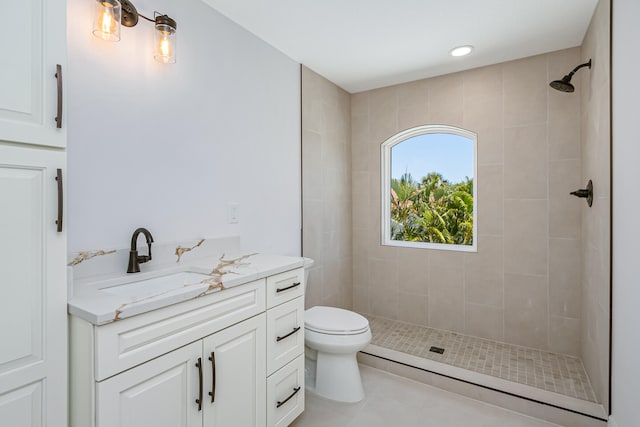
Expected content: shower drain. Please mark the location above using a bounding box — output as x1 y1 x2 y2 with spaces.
429 346 445 354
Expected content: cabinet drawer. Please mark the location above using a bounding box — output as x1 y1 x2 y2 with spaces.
267 355 305 427
267 296 305 375
94 280 265 381
266 268 304 308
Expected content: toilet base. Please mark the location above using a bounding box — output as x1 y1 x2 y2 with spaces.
305 351 365 403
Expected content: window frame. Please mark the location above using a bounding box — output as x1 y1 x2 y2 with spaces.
380 124 478 252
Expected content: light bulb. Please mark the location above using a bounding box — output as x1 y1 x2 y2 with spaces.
93 0 121 42
158 35 172 59
100 8 116 35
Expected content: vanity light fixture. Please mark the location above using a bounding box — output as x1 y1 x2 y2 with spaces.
92 0 177 64
450 45 474 57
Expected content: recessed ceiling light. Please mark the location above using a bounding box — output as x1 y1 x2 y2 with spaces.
450 45 474 57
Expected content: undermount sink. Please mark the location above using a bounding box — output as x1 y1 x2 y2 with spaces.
100 271 213 301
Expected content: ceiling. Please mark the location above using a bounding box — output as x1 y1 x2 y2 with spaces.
202 0 599 93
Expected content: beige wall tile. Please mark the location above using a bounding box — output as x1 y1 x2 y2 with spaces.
428 74 464 111
397 247 429 295
549 159 582 200
429 253 465 332
351 92 369 118
352 284 370 314
370 287 399 319
504 273 548 349
477 164 504 236
301 68 325 133
302 67 352 312
465 235 504 307
428 74 464 127
549 196 582 239
303 200 324 262
549 238 581 318
549 119 581 161
302 130 323 200
367 229 397 261
476 127 504 165
504 124 548 199
397 80 429 108
398 292 429 326
465 303 504 341
305 267 324 309
368 257 398 292
397 80 429 130
548 315 580 356
504 200 548 275
399 105 429 131
464 64 504 131
503 54 548 127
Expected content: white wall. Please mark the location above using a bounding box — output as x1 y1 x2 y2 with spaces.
66 0 301 255
611 0 640 426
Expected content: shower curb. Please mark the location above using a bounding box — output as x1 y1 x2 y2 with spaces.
359 346 607 427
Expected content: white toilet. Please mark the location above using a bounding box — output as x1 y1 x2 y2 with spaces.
303 259 372 403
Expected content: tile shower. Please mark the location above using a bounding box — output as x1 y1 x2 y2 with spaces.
301 0 610 416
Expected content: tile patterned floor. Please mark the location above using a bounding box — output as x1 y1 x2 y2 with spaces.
363 315 597 403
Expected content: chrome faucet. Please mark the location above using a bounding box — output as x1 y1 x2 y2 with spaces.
127 227 154 273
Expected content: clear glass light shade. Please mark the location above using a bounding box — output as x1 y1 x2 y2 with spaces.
154 21 176 64
93 0 121 42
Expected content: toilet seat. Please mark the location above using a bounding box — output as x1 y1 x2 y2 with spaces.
305 306 369 335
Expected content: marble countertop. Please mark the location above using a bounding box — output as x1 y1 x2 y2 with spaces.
68 252 304 325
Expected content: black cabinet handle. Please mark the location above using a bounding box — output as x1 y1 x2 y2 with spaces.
276 282 301 293
276 326 301 342
54 64 63 129
208 352 216 403
195 358 203 411
276 386 301 408
55 169 63 232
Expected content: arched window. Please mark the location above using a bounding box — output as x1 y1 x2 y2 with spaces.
381 125 477 252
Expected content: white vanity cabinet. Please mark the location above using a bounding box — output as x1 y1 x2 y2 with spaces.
71 279 266 427
265 269 306 427
96 314 265 427
70 267 306 427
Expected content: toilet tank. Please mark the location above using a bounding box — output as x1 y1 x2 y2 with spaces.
302 257 315 293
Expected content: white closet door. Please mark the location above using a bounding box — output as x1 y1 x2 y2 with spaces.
0 0 66 148
0 144 66 426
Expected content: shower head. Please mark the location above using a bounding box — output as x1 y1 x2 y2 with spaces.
549 59 592 93
550 75 575 92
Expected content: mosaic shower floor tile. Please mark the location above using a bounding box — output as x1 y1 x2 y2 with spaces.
363 315 598 403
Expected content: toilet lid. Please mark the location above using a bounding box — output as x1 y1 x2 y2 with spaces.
305 306 369 335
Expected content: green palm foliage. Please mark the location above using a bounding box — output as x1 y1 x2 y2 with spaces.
390 172 473 245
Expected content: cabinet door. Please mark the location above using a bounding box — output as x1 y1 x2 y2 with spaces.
0 145 67 426
203 314 266 427
0 0 66 147
96 341 202 427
